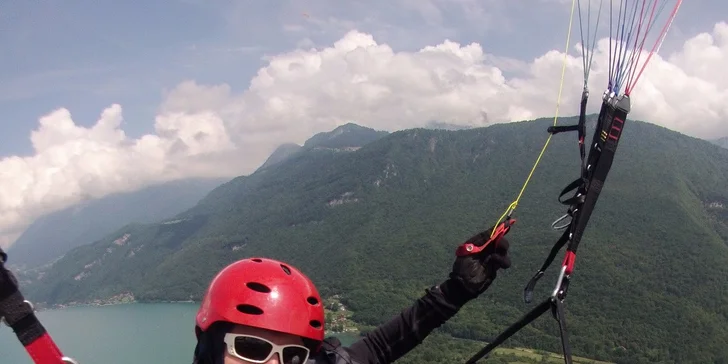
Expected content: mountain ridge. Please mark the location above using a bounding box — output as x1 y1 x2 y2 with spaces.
18 116 728 364
303 122 389 149
256 123 390 172
7 177 228 268
712 136 728 149
257 143 303 171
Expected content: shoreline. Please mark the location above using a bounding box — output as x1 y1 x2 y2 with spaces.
38 298 364 336
36 296 199 312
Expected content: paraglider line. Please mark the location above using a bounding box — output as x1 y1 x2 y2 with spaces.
626 0 682 95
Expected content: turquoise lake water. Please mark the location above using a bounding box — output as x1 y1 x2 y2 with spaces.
0 303 360 364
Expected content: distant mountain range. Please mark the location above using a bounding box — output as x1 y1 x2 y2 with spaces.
7 177 227 268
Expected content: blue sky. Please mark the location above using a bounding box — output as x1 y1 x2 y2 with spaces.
0 0 726 247
3 0 723 157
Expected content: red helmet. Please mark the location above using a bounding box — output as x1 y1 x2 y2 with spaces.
195 257 325 344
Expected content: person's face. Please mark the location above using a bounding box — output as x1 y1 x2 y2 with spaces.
223 324 308 364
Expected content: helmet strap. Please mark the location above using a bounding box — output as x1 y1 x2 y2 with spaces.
193 322 232 364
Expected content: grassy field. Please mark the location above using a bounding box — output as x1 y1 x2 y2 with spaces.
493 347 613 364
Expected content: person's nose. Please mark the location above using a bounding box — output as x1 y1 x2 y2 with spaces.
265 353 281 364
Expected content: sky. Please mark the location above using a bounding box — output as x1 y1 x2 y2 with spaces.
1 0 727 248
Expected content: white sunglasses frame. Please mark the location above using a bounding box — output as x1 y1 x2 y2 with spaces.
223 333 310 363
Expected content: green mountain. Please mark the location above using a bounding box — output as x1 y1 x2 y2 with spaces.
20 117 728 364
303 122 389 149
257 143 303 170
257 123 389 171
7 178 227 269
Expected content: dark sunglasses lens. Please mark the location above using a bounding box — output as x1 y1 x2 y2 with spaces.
282 346 309 364
234 336 273 361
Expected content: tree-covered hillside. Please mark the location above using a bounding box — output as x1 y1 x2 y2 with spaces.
20 116 728 364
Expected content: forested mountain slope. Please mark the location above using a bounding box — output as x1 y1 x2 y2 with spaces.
22 117 728 364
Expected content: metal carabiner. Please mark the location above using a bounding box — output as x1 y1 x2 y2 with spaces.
551 265 568 299
551 213 572 230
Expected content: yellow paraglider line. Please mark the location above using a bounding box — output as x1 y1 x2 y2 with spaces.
490 0 579 238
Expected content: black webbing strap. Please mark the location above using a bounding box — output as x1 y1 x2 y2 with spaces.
554 297 572 362
1 248 74 364
523 228 569 304
524 93 631 300
465 298 552 364
567 94 630 254
549 88 589 176
0 248 44 344
465 296 574 364
547 124 579 134
464 93 632 364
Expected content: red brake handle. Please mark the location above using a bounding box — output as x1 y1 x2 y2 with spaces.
455 218 516 257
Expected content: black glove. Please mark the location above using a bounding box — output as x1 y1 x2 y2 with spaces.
449 228 512 297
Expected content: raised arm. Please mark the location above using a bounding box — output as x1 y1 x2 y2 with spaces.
340 229 511 364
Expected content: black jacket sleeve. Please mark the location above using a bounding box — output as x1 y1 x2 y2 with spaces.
342 278 476 364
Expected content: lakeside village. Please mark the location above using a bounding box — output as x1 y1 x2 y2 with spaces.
36 292 139 311
323 295 359 333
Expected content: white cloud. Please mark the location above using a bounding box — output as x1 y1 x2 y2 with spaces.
0 232 20 250
1 21 727 247
0 104 237 247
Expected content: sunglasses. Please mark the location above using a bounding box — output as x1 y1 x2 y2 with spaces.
223 333 310 364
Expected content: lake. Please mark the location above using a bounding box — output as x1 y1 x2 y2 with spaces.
0 303 361 364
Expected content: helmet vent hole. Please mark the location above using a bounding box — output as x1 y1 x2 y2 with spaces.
280 264 292 275
246 282 271 293
309 320 322 329
307 296 319 305
237 304 264 315
252 258 262 263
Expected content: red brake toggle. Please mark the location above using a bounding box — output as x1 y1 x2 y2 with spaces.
455 218 516 257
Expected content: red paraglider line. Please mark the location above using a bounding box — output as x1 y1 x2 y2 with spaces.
625 0 683 95
625 0 658 92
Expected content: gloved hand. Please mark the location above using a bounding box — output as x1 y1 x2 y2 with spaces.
449 227 512 297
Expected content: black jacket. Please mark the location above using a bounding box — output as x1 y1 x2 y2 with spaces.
309 277 475 364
